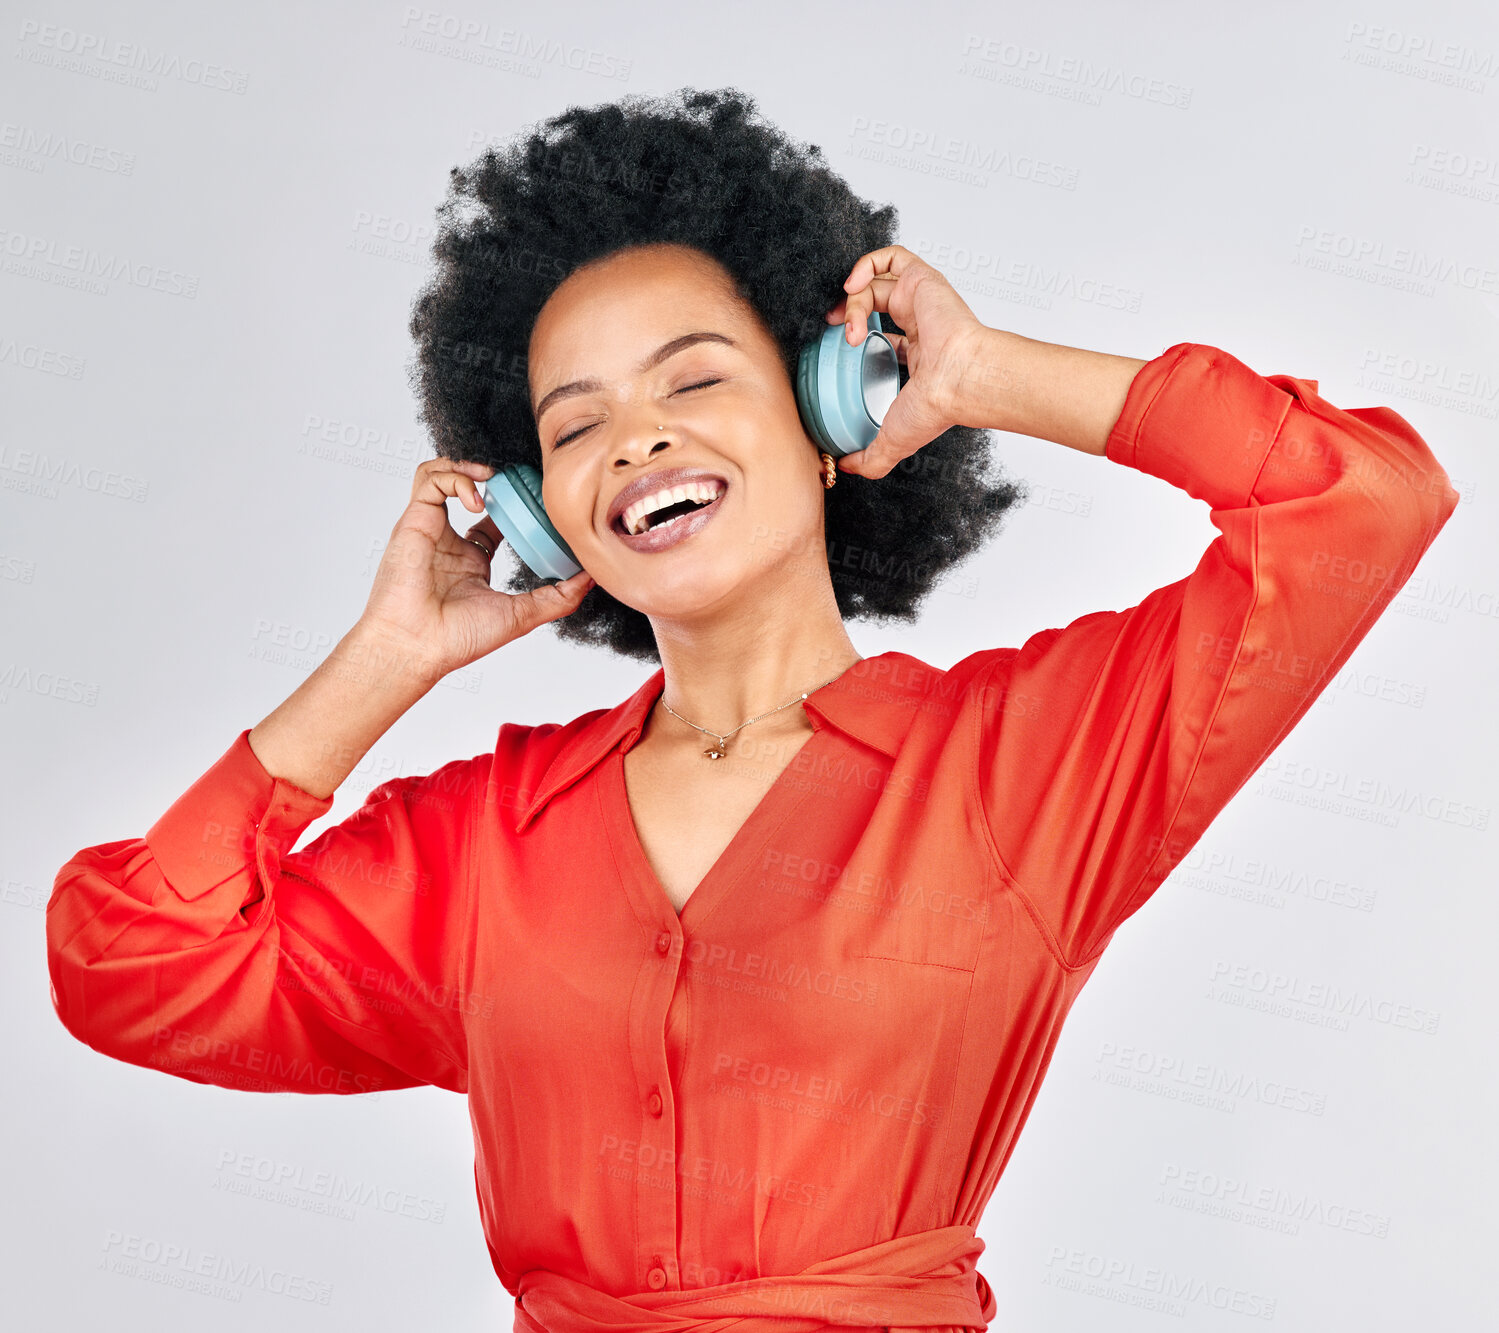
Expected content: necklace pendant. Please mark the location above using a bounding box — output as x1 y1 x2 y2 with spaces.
704 745 726 761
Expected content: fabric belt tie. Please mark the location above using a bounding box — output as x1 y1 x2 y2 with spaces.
512 1223 997 1333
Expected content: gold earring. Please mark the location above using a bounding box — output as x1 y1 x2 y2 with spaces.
820 451 837 489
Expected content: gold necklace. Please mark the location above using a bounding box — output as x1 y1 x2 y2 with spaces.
658 673 845 760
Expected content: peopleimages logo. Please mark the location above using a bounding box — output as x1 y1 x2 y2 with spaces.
1292 224 1499 296
0 120 136 174
1156 1162 1392 1240
99 1230 330 1304
15 20 250 93
847 115 1080 191
148 1025 388 1095
955 35 1194 109
0 227 199 297
1207 960 1441 1035
395 8 632 80
0 335 86 378
1041 1246 1277 1320
212 1149 448 1224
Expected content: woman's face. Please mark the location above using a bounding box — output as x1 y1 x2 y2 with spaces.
527 243 829 624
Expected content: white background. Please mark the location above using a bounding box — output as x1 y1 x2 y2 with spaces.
4 1 1495 1329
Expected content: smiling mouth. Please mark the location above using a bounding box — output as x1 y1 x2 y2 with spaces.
610 484 729 550
612 482 729 537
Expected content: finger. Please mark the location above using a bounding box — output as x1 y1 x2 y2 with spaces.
464 514 504 548
843 245 919 297
836 389 926 480
412 457 496 506
512 569 596 627
838 274 900 346
838 437 905 481
461 516 504 559
412 456 497 488
412 458 496 513
826 279 895 324
452 569 595 657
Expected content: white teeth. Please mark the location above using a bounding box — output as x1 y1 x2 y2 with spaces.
622 480 725 537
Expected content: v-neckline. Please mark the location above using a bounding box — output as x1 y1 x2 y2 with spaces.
601 731 822 935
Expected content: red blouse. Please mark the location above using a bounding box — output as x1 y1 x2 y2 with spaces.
47 342 1459 1333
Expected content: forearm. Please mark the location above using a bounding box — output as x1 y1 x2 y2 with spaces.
248 624 442 800
951 326 1149 457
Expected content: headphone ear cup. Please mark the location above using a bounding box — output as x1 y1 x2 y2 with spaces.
510 462 546 509
795 310 900 457
795 338 837 453
480 463 583 583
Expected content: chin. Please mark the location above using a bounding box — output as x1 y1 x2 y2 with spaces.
628 565 744 618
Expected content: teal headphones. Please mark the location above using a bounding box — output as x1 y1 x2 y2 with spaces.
481 308 902 582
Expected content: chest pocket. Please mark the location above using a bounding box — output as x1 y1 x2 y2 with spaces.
838 855 991 975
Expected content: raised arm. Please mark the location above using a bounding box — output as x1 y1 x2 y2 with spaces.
47 450 595 1094
46 625 486 1095
960 338 1459 969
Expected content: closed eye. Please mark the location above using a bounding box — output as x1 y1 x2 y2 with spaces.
554 379 723 446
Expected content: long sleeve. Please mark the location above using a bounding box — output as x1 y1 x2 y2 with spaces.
46 728 489 1095
971 342 1460 970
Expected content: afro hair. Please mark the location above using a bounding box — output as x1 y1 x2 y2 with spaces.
406 85 1029 664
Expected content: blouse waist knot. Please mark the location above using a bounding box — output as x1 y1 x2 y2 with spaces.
512 1223 997 1333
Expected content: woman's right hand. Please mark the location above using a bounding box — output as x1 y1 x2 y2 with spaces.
356 458 594 677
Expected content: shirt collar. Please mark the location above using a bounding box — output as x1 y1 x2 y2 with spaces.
513 650 944 834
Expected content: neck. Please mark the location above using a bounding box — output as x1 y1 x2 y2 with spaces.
647 570 862 739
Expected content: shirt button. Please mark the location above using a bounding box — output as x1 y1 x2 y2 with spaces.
647 1089 663 1117
655 932 671 955
647 1260 667 1289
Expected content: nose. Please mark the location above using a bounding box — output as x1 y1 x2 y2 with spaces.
613 437 672 469
611 406 675 469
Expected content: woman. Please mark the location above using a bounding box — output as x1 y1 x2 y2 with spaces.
47 89 1458 1332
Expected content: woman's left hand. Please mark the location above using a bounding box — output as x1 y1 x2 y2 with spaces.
824 244 990 479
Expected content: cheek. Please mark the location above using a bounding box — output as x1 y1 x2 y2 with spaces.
543 465 597 535
738 475 825 567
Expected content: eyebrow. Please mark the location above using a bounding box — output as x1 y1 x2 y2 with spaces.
532 331 740 422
